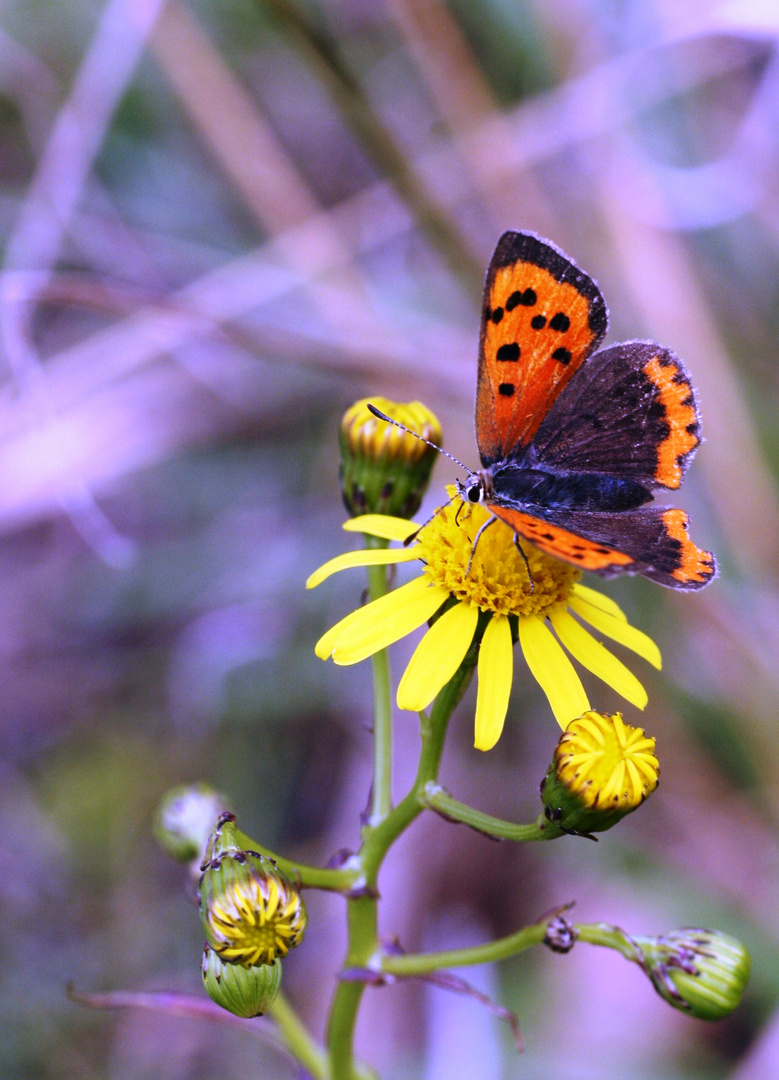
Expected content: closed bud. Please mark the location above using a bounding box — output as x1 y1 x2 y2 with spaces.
199 815 307 967
201 942 282 1017
154 783 230 864
540 711 659 835
339 397 441 518
637 928 750 1020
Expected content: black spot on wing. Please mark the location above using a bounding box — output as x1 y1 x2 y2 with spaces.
506 288 537 310
498 383 515 396
552 347 572 365
531 314 546 329
549 312 570 333
496 342 520 361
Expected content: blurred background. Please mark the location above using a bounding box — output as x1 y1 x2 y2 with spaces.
2 0 779 1077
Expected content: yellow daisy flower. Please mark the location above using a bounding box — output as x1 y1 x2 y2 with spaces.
307 494 661 751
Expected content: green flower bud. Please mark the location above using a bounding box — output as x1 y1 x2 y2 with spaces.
154 783 230 864
637 928 750 1020
201 942 282 1017
540 711 659 835
339 397 442 518
199 815 307 967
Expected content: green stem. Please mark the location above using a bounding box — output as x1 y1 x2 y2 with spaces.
576 922 643 963
232 828 359 893
366 536 393 824
422 784 565 841
361 661 475 879
326 660 476 1080
269 992 329 1079
380 919 645 978
382 918 550 976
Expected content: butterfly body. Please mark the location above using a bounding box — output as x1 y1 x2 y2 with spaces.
471 232 716 589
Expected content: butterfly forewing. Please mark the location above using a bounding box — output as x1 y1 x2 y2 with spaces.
475 232 608 467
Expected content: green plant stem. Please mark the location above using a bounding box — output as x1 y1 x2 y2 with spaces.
422 783 566 841
380 920 645 977
576 921 642 963
382 918 551 976
326 660 476 1080
232 827 359 892
365 536 393 824
270 991 378 1080
269 992 329 1079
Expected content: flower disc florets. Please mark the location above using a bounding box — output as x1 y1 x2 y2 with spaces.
199 850 307 968
417 496 579 618
541 711 659 834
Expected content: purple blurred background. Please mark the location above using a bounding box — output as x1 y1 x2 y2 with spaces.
2 1 779 1077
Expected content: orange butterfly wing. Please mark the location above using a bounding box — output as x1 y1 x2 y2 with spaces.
475 232 608 466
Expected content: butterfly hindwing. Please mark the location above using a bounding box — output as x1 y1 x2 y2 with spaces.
475 232 608 468
490 504 716 589
529 341 702 491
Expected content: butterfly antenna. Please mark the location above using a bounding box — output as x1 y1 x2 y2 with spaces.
403 488 460 547
367 404 473 476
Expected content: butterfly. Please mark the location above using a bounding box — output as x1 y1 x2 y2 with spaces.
458 230 716 589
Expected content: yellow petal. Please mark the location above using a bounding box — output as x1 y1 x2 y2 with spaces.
332 576 448 665
397 602 478 711
315 603 374 660
571 583 627 622
568 596 662 670
343 516 419 541
517 616 590 728
549 608 648 710
306 546 419 589
474 614 513 751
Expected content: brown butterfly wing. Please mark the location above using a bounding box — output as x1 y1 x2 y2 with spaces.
490 505 716 589
476 232 608 467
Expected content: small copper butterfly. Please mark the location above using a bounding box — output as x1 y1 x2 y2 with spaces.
458 231 716 589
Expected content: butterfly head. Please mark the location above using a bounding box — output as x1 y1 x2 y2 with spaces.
458 470 493 505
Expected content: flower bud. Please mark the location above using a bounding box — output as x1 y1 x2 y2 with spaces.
540 711 659 835
199 817 307 968
154 783 230 864
201 942 282 1017
339 397 442 518
636 928 750 1020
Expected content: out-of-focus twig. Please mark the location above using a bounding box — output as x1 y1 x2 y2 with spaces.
151 0 407 355
385 0 557 237
598 138 779 578
0 0 169 565
260 0 484 293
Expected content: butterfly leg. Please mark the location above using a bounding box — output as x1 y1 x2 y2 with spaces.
465 515 497 578
513 534 535 594
404 491 459 546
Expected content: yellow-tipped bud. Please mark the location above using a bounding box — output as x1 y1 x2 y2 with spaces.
339 397 442 517
540 711 659 835
201 942 282 1017
199 816 307 968
636 929 750 1020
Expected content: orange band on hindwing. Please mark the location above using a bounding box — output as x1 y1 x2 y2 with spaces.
490 506 634 573
662 508 716 585
643 355 700 489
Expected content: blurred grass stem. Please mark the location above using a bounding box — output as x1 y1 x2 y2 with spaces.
260 0 483 294
366 537 393 823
